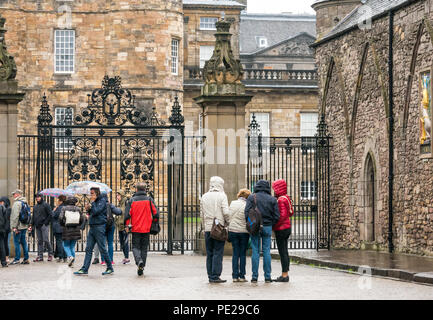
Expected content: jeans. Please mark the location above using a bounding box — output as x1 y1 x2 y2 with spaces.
131 233 150 266
63 240 77 258
119 230 129 259
101 225 115 263
251 225 272 280
275 228 292 273
205 232 226 281
13 229 29 261
36 225 53 258
0 233 6 265
229 232 250 279
54 233 66 259
81 225 112 272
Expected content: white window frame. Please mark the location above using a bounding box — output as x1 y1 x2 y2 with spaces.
301 181 317 201
55 107 74 152
256 36 268 48
300 112 319 152
200 17 218 30
54 29 75 74
171 39 179 75
250 113 270 137
200 45 215 69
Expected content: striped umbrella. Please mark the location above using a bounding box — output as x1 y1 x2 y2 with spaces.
65 181 112 195
39 188 74 198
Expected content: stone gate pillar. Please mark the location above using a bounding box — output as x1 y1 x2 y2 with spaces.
194 19 252 202
0 15 25 258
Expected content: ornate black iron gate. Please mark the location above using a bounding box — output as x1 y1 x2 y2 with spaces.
19 76 205 254
247 115 331 250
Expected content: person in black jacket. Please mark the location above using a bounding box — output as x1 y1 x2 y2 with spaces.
29 194 54 262
244 180 280 283
59 197 87 268
0 202 8 267
52 195 67 262
0 197 11 265
74 187 114 276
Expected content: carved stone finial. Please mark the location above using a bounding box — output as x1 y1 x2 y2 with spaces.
0 14 17 81
201 18 245 96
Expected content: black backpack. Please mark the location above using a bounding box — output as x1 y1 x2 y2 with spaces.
106 204 114 231
18 201 32 225
246 194 263 236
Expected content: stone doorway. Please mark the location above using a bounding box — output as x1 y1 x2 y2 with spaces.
364 153 376 242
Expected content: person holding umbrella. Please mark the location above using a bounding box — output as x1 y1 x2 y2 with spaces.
74 187 114 276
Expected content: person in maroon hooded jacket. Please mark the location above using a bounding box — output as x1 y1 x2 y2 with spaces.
272 179 294 282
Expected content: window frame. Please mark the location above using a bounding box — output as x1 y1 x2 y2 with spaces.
54 107 74 152
171 38 180 75
54 29 75 74
199 45 215 69
200 17 218 31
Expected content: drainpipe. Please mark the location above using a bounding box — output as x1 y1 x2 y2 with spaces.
388 10 395 253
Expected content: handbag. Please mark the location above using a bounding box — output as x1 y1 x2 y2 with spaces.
65 210 80 226
210 218 228 242
150 213 160 235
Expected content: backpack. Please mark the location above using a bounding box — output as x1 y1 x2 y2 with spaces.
0 205 6 232
65 209 81 227
246 194 263 236
106 204 114 231
18 201 32 225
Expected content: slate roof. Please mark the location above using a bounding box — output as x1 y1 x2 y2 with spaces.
316 0 416 45
240 13 316 54
183 0 246 8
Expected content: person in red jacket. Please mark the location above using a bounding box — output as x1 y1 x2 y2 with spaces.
124 182 159 276
272 179 294 283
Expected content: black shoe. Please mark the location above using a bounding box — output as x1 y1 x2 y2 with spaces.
251 278 258 283
92 258 100 265
1 264 8 268
21 260 30 265
265 278 273 283
137 261 144 276
209 278 227 283
274 276 290 283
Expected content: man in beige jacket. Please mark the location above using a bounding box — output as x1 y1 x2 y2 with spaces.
200 176 230 283
9 189 30 265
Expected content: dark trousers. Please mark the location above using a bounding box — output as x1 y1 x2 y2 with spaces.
205 232 225 281
54 233 66 259
82 225 112 272
275 228 292 273
229 232 250 279
36 225 53 258
3 231 10 257
131 233 150 266
0 232 6 265
119 231 129 259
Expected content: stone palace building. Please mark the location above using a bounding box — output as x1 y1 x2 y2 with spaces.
313 0 433 256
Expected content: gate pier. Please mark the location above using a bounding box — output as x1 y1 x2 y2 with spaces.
194 18 252 201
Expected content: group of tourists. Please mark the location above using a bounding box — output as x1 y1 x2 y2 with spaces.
0 177 294 283
0 183 155 277
201 176 294 284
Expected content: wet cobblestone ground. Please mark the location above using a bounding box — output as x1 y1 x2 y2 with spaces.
0 252 432 300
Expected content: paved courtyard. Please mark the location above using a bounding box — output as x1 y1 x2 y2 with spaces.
0 252 432 300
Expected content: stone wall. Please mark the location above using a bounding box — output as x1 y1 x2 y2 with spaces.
315 0 433 255
1 0 183 134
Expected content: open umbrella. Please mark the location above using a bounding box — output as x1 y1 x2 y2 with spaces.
39 188 74 198
65 181 112 195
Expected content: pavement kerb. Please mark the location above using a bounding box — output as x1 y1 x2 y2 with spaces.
270 253 433 286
